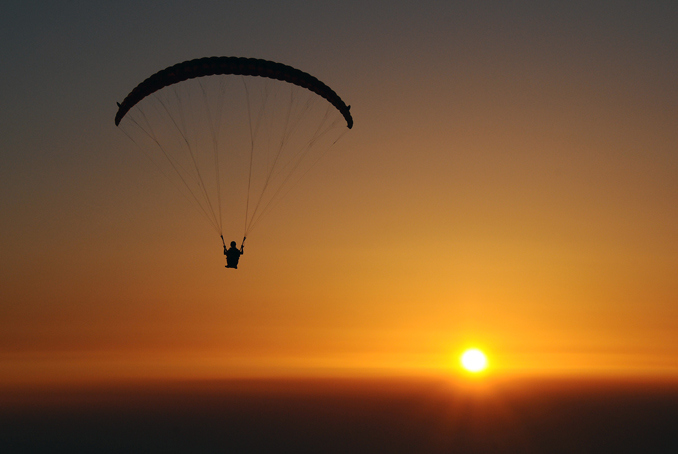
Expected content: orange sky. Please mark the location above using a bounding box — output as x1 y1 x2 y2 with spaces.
1 1 677 387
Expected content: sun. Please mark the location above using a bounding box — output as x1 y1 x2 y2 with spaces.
460 349 488 373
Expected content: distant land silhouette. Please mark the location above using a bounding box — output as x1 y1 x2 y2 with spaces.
1 377 677 453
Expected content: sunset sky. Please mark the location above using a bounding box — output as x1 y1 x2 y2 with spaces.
2 0 677 386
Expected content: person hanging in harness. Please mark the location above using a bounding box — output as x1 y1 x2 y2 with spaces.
223 236 245 269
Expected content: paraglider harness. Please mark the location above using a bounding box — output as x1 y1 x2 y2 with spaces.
222 235 245 269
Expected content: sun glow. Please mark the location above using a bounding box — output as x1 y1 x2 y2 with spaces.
461 349 488 373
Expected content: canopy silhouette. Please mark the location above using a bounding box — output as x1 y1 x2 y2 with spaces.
115 57 352 128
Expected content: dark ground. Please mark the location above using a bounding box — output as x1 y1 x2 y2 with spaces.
1 377 677 453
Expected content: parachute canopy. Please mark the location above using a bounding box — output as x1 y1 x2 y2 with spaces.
115 57 352 242
115 57 353 128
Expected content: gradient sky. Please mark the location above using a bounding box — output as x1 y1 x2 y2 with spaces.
1 0 677 386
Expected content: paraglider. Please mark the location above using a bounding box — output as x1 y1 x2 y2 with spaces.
115 57 353 269
223 236 244 269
